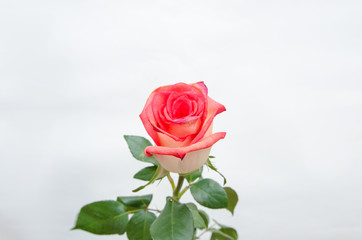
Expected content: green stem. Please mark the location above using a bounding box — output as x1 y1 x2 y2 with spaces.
125 209 142 214
172 175 185 200
167 173 176 191
178 184 192 199
147 208 161 213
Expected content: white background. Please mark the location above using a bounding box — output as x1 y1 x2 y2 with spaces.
1 0 362 239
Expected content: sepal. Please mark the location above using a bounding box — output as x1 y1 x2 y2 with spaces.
207 158 227 185
133 165 167 192
124 135 159 166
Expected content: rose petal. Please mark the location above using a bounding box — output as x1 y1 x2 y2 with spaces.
154 147 212 174
140 91 161 145
191 81 208 97
171 95 192 118
165 118 202 138
145 132 226 159
140 82 225 150
145 132 226 173
191 96 226 145
143 86 207 142
144 92 194 142
152 92 170 130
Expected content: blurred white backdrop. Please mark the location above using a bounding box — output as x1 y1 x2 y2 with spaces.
1 0 362 239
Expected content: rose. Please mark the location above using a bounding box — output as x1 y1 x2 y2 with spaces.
140 82 226 174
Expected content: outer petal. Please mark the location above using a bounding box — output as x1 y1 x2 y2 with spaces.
145 132 226 173
139 91 161 145
154 148 212 174
191 81 208 97
191 96 226 144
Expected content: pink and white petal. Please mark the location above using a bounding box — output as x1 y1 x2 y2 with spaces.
145 132 226 173
154 147 212 174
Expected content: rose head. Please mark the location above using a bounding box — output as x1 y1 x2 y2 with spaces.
140 82 226 174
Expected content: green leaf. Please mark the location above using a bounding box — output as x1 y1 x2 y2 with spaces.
210 227 238 240
124 135 158 165
224 187 238 215
134 166 158 181
220 228 238 239
185 166 203 183
198 209 209 228
73 200 128 235
190 178 228 209
207 159 227 185
117 194 152 211
150 198 194 240
211 221 238 239
185 203 206 229
126 210 156 240
133 165 167 192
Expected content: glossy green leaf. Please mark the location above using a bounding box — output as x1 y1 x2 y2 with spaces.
126 210 156 240
221 228 238 239
224 187 238 215
73 200 128 235
185 166 203 183
190 178 228 209
186 203 206 229
210 227 238 240
211 221 238 239
117 194 152 211
134 166 158 181
150 198 194 240
210 231 233 240
124 135 158 165
207 159 227 185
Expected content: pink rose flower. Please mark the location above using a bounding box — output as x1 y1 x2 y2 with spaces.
140 82 226 174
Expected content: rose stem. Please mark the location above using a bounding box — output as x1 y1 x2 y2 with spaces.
167 173 176 191
178 184 192 199
172 175 185 200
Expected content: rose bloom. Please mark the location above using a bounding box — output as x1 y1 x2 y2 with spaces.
140 82 226 174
